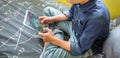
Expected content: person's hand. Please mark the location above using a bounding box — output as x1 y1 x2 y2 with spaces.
38 28 55 42
38 16 54 24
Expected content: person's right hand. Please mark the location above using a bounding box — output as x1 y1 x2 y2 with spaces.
38 16 54 24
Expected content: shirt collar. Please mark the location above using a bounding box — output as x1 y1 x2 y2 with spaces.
75 0 96 10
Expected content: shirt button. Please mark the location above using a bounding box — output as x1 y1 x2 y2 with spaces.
76 33 78 36
73 21 75 24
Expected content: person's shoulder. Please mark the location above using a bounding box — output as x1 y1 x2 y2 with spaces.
87 0 109 22
92 0 107 14
89 5 107 20
88 9 103 21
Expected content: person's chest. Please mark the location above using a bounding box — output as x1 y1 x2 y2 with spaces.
72 7 90 36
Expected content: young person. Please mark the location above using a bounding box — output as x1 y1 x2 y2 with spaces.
39 0 110 58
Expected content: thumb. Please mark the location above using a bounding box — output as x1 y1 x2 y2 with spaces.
38 32 44 37
39 16 46 20
41 18 47 24
44 28 52 33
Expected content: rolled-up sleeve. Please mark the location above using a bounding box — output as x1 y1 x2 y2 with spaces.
70 17 103 56
63 5 74 21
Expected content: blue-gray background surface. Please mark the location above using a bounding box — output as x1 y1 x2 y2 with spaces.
0 0 69 58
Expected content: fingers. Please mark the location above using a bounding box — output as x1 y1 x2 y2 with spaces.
38 16 47 24
38 28 51 36
41 19 47 24
43 28 52 33
38 16 46 20
38 28 53 42
38 32 46 42
38 16 54 24
38 32 44 37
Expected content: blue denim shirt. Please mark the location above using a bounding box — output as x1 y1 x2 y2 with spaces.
63 0 110 56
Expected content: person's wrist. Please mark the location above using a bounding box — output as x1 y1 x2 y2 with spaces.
51 16 55 22
50 36 56 43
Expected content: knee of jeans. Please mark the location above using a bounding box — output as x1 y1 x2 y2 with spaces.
43 7 55 16
43 7 62 16
53 29 64 40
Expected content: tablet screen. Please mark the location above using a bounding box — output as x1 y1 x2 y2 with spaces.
23 10 45 32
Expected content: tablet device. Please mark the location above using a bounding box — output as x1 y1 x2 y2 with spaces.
23 10 46 33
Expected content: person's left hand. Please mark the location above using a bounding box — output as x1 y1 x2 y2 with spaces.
38 28 55 42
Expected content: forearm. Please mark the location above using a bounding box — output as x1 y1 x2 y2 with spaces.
51 36 71 51
52 14 68 22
